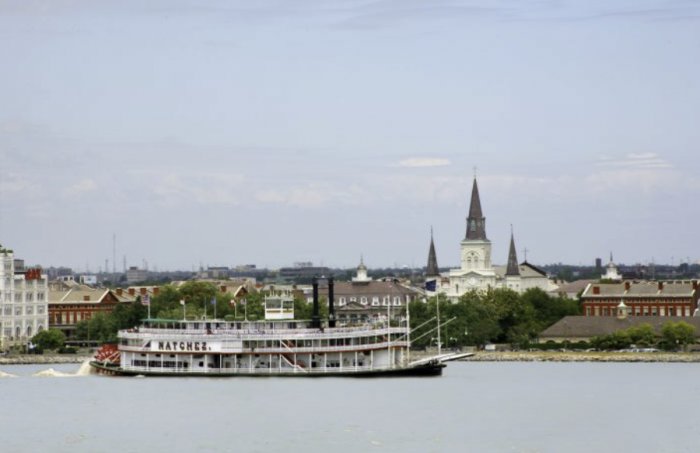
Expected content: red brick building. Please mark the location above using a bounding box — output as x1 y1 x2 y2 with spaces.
581 280 699 317
48 285 158 340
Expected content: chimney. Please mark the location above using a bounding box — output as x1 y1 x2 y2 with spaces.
658 281 664 291
140 288 147 295
311 277 320 329
624 281 631 291
593 286 600 295
220 286 226 293
692 280 698 291
128 288 135 296
83 295 90 301
116 288 123 296
153 287 160 295
328 277 336 328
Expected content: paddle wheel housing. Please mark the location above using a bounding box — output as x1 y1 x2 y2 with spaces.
94 344 120 365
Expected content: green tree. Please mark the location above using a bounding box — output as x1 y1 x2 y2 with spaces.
486 288 538 344
522 288 581 333
32 329 67 351
455 291 501 346
662 321 696 350
627 323 656 347
589 330 632 350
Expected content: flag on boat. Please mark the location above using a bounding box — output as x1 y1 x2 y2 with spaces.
142 295 150 306
230 300 236 307
211 298 216 306
424 279 437 292
180 299 185 306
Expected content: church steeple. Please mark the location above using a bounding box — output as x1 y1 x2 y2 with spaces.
426 227 439 277
505 227 520 276
465 177 487 240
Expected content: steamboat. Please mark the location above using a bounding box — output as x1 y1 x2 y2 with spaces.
90 278 469 377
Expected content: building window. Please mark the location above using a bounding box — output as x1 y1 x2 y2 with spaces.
603 308 609 316
585 307 591 316
339 297 346 306
393 297 401 306
361 297 367 305
372 297 379 306
382 296 389 306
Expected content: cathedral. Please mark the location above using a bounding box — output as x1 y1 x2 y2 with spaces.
426 177 552 301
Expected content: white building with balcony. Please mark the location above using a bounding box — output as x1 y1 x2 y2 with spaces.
0 245 49 350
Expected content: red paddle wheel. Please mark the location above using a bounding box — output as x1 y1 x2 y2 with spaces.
94 344 121 365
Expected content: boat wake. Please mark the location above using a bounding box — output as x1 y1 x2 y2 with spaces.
0 370 18 378
32 359 94 378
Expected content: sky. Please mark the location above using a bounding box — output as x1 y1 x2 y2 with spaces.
1 0 699 272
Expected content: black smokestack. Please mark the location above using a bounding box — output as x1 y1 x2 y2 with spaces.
328 276 336 328
312 276 321 329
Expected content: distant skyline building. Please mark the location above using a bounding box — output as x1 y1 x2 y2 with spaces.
602 253 623 281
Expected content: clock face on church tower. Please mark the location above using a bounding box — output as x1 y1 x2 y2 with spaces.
468 277 477 286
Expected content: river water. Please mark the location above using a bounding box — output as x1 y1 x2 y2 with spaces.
1 361 698 453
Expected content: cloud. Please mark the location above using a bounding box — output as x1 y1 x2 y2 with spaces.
586 168 679 195
64 178 98 196
596 153 674 169
395 158 451 168
151 171 244 206
256 184 365 208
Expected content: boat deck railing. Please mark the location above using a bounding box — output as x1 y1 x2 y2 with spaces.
119 341 409 355
121 326 406 341
117 363 403 375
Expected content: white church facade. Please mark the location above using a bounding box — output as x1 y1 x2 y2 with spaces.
427 177 552 301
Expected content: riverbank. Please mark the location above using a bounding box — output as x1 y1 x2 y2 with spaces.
0 354 91 365
463 351 700 363
5 351 700 365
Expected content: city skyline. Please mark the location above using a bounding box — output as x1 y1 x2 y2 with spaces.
1 0 699 270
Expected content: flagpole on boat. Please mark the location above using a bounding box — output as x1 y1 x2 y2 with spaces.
436 295 442 356
387 279 393 369
406 291 411 366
